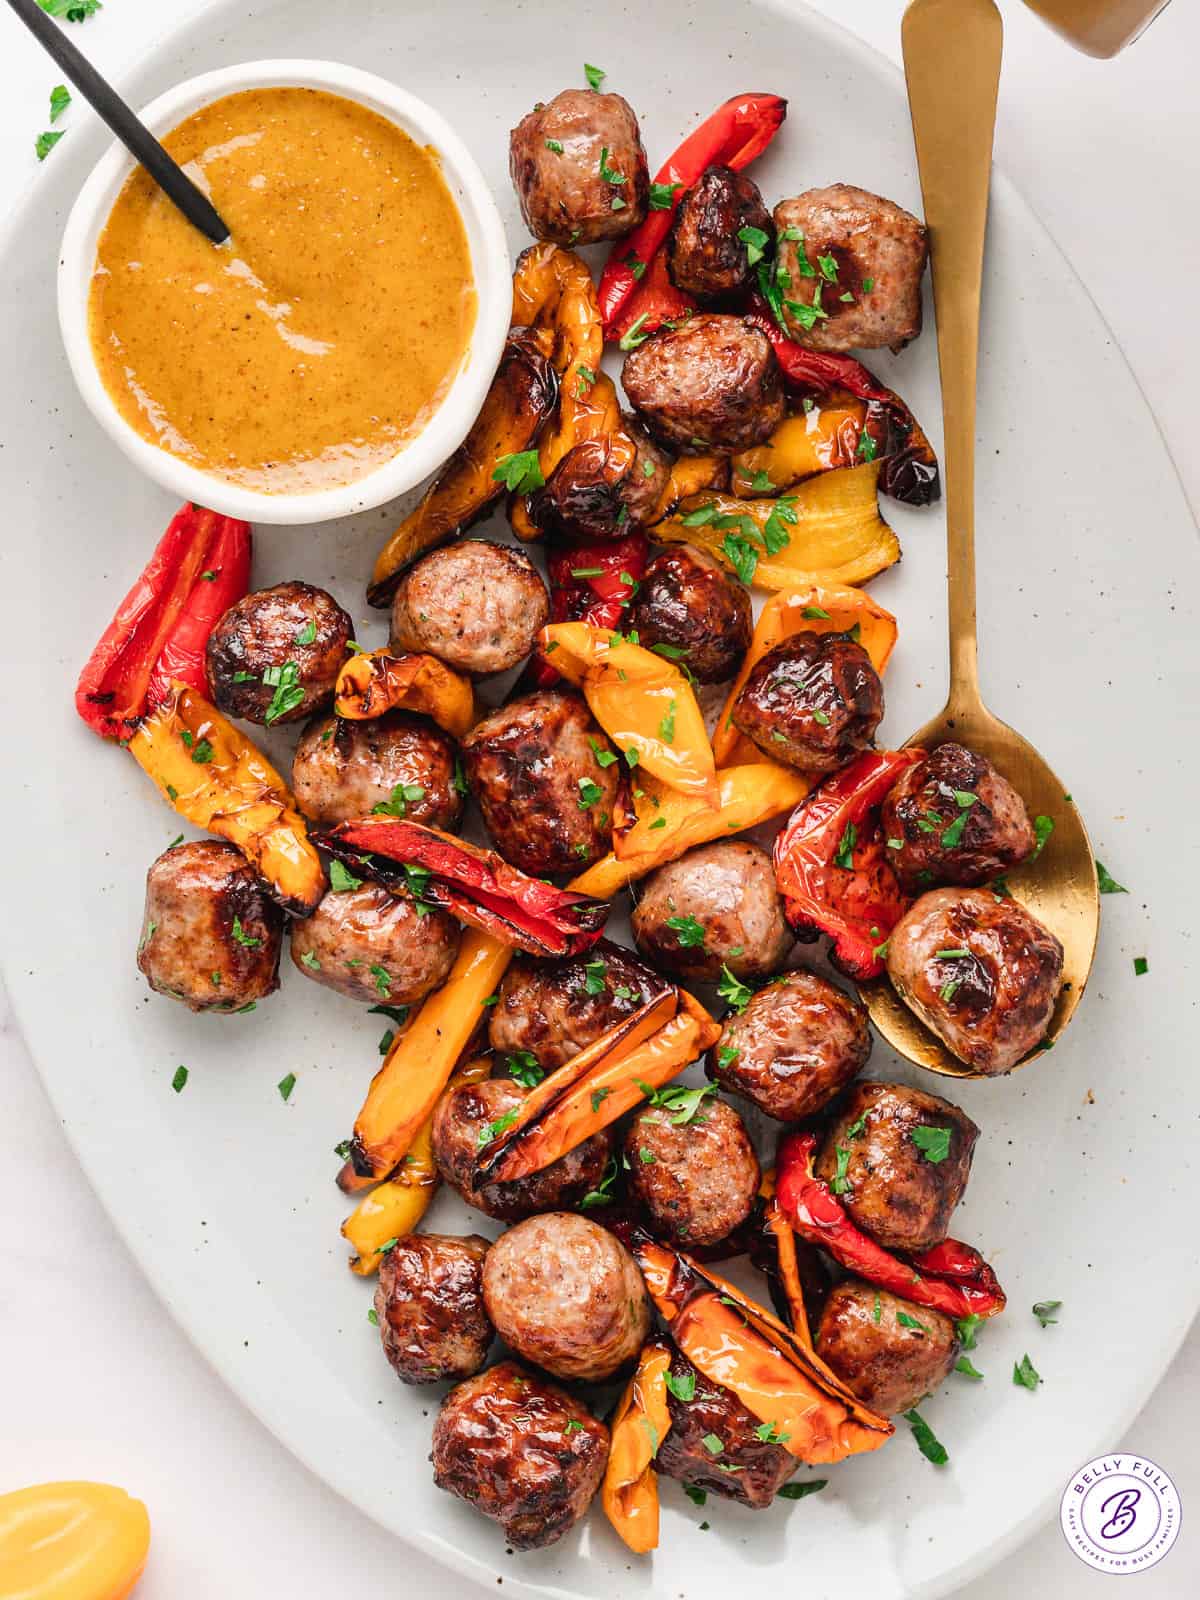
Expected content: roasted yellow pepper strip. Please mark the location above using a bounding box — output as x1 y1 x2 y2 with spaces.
729 401 870 495
334 649 475 739
338 929 513 1189
128 682 324 915
652 462 899 590
646 453 729 522
543 621 718 806
712 583 899 768
603 1341 673 1554
571 762 808 898
343 1055 492 1275
0 1481 150 1600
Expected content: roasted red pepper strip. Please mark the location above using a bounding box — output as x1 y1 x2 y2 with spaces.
75 505 251 741
526 532 649 689
319 817 609 958
776 1132 1006 1322
599 93 787 341
772 748 924 979
744 299 941 506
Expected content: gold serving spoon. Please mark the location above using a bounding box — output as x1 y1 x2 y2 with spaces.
860 0 1100 1077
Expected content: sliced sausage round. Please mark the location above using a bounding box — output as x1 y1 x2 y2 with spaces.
622 313 785 453
657 1348 798 1507
291 712 464 830
773 185 928 352
481 1211 650 1381
815 1081 980 1253
509 89 648 245
488 939 662 1073
527 421 670 540
624 1097 760 1248
667 164 773 300
629 545 752 683
886 886 1065 1073
732 631 884 774
708 968 871 1121
206 580 352 725
389 540 548 678
461 690 619 877
374 1233 492 1385
431 1077 614 1222
814 1280 959 1415
881 742 1036 892
137 840 283 1011
431 1361 609 1550
631 841 792 983
289 883 459 1006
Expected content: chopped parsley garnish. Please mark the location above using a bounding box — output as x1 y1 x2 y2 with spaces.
478 1106 521 1147
717 1046 739 1070
493 449 545 493
619 312 652 350
897 1311 929 1334
598 145 626 185
637 1080 718 1127
665 914 706 948
584 62 606 89
545 138 564 153
277 1072 296 1102
452 756 469 797
911 1125 952 1164
294 618 317 646
1096 860 1127 894
817 253 839 282
577 776 604 809
370 963 392 995
904 1408 948 1465
665 1368 696 1403
861 276 875 293
262 661 304 725
872 1293 882 1325
845 1113 868 1139
1012 1353 1041 1391
1031 814 1055 859
649 180 681 210
299 950 321 971
334 1139 352 1160
1133 956 1149 976
505 1051 544 1088
737 224 770 266
580 1155 618 1209
935 948 970 960
749 469 775 492
802 605 831 619
37 0 103 16
231 916 261 948
834 821 857 870
564 1419 585 1434
955 1356 984 1381
762 496 797 555
658 699 677 744
940 809 971 849
367 1307 379 1326
171 1065 188 1094
329 858 363 893
754 1421 791 1444
582 958 608 995
722 531 759 585
49 84 71 121
717 966 753 1012
401 863 432 910
590 1087 612 1113
701 1433 724 1456
684 1484 707 1506
377 1029 396 1056
1032 1299 1062 1328
956 1314 983 1351
829 1145 852 1195
369 1003 410 1027
857 429 878 463
777 1479 827 1500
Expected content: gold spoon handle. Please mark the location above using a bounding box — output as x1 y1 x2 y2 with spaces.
902 0 1003 712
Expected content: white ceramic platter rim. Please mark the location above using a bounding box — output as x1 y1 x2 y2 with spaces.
1 1 1197 1597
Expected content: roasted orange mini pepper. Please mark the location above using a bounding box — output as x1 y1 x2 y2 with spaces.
0 1481 150 1599
543 621 718 806
713 583 899 767
334 649 474 739
128 682 324 916
603 1340 673 1553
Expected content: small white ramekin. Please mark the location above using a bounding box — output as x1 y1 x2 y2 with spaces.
57 60 512 526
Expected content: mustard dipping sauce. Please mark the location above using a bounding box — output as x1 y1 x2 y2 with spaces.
88 87 477 494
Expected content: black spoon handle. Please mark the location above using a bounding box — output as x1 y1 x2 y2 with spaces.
7 0 230 243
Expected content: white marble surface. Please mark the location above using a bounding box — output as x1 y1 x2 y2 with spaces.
0 1 1196 1595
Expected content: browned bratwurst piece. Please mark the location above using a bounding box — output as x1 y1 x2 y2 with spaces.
482 1212 650 1381
289 883 459 1006
816 1081 979 1253
431 1077 614 1222
622 314 785 453
774 185 928 352
624 1097 760 1247
291 712 464 830
206 580 352 725
431 1361 609 1550
509 89 649 245
708 969 870 1121
657 1348 798 1506
814 1280 959 1415
629 545 752 683
881 743 1036 892
461 690 619 877
631 841 792 983
389 540 548 677
373 1233 492 1385
137 840 283 1011
887 887 1064 1074
732 631 884 774
527 421 670 540
667 164 773 299
489 939 662 1073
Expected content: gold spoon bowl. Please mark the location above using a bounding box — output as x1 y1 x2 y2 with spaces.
860 0 1101 1078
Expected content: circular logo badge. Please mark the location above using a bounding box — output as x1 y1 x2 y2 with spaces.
1060 1455 1182 1574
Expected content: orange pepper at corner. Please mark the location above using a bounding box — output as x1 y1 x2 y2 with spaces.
0 1482 150 1600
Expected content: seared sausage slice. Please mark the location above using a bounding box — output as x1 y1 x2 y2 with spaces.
622 314 785 453
509 89 648 245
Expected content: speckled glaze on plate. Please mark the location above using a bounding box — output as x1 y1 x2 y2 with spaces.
0 2 1196 1597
